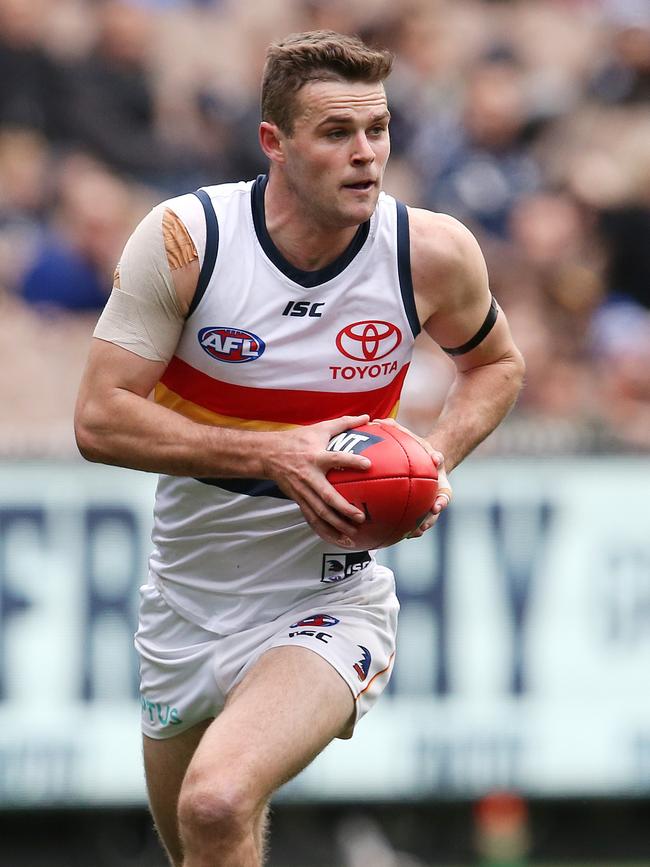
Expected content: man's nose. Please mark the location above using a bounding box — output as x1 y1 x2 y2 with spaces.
351 133 375 163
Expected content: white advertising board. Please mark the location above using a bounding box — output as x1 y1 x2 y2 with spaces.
0 458 649 805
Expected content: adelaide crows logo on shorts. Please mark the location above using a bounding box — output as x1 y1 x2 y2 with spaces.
198 326 265 363
354 646 372 682
290 614 340 629
321 551 371 583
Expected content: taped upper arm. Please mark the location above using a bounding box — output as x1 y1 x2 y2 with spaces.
93 204 199 363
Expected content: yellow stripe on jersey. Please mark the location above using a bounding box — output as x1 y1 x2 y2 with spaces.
155 381 400 429
155 382 299 431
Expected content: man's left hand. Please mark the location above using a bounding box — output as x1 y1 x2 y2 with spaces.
371 418 452 538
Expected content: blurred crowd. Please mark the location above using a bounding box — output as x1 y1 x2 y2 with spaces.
0 0 648 455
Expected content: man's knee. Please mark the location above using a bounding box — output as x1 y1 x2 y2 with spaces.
177 775 257 848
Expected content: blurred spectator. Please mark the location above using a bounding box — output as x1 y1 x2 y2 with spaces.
17 157 145 313
61 0 189 188
590 2 650 104
0 0 66 139
191 88 267 183
590 299 650 450
599 206 650 310
414 55 542 237
0 128 51 293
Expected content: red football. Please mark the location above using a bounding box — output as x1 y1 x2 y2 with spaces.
326 421 438 549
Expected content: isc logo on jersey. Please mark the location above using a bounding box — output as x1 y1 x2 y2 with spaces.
198 326 265 363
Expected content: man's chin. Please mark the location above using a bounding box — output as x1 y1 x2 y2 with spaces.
336 194 379 226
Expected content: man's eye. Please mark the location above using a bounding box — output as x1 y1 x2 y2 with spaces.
327 129 346 139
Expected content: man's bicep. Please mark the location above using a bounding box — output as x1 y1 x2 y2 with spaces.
443 311 521 373
414 212 514 370
422 252 489 343
80 338 168 401
74 339 170 460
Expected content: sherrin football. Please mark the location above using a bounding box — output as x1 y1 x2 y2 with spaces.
326 421 438 549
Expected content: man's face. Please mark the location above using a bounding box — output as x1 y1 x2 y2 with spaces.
278 79 391 229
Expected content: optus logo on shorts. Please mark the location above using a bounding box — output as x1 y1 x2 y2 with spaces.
141 695 183 727
198 326 265 363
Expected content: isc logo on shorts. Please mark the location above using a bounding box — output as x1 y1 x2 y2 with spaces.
198 326 265 363
321 551 371 583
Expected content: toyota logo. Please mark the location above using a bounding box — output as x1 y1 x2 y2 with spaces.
335 320 402 361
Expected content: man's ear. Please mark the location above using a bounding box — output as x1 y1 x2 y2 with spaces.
259 122 287 164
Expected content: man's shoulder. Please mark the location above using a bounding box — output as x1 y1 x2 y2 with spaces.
406 206 485 280
160 179 255 215
405 207 489 316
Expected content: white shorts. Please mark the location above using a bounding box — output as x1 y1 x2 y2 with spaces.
135 565 399 740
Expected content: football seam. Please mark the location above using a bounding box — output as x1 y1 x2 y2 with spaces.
335 475 432 483
383 425 414 529
380 422 431 535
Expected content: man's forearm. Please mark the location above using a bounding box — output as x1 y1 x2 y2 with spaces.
75 387 270 478
425 354 524 472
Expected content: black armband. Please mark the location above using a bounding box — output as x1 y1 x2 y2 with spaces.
441 295 499 356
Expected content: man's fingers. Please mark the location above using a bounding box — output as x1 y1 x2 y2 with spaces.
406 512 433 538
406 483 453 537
293 473 366 536
372 418 443 467
319 473 367 523
433 486 452 513
322 449 371 473
298 487 365 547
327 414 370 436
298 498 355 548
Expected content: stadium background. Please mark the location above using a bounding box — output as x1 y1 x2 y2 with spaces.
0 0 649 864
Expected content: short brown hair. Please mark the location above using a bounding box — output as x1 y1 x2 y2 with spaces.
261 30 393 135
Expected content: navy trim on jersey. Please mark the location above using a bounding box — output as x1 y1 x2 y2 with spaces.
196 476 289 498
395 201 421 338
251 175 370 288
441 295 499 356
188 189 219 318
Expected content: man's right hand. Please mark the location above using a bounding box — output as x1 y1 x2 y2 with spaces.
263 414 372 548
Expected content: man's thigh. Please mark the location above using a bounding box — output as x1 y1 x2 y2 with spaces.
184 645 355 801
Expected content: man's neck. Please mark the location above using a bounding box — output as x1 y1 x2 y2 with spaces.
263 175 360 272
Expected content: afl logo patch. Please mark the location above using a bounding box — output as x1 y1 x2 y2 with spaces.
198 326 265 363
336 320 401 361
290 614 340 629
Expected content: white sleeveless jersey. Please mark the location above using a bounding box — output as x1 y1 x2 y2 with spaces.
149 176 421 633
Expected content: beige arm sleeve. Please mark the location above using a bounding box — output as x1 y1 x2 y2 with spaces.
94 204 197 363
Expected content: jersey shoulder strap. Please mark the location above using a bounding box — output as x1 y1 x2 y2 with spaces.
187 188 219 318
